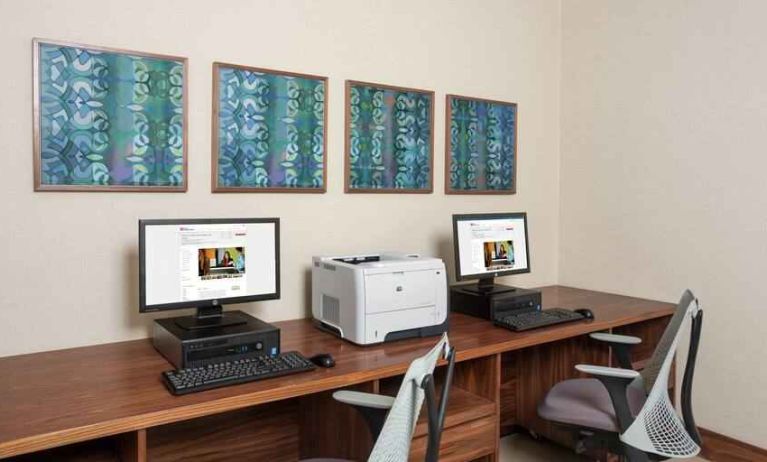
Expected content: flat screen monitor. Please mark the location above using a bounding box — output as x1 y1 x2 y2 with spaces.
139 218 279 315
452 212 530 293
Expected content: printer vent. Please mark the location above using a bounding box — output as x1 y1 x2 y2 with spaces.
322 263 336 271
322 295 341 324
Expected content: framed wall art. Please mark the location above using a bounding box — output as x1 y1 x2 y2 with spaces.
33 39 187 192
212 62 327 192
345 80 434 193
445 94 517 194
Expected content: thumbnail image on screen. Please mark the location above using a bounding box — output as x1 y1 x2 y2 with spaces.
483 240 514 270
198 247 245 280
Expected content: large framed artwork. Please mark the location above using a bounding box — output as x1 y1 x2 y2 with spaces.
445 95 517 194
212 62 327 192
33 39 187 192
345 80 434 193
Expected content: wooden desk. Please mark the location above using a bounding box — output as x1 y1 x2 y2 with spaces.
0 286 675 461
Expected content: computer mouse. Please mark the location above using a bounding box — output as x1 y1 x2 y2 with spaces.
574 308 594 320
310 353 336 368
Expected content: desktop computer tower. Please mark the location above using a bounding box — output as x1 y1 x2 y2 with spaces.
450 285 542 320
153 311 281 369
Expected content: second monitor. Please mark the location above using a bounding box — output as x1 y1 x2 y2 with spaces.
452 212 530 295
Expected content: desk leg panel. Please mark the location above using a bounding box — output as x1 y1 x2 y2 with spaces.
499 352 518 434
452 353 501 462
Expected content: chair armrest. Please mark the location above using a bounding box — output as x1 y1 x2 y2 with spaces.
589 332 641 345
332 390 395 410
589 332 641 369
333 390 394 441
575 364 639 432
575 364 640 379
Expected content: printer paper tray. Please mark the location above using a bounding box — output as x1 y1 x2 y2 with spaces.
365 305 443 344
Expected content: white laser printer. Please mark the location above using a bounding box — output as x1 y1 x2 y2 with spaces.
311 252 448 345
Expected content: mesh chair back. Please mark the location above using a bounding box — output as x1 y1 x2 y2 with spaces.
621 290 701 458
640 290 695 393
367 334 450 462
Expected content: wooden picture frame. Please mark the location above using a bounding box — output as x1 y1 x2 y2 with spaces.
212 62 328 193
33 38 188 192
344 80 435 194
445 94 518 195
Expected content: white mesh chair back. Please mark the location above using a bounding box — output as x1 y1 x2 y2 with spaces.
367 334 450 462
621 290 701 458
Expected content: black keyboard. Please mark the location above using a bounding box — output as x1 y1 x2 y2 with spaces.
494 308 585 332
163 351 316 395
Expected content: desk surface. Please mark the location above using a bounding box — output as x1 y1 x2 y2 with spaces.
0 286 675 457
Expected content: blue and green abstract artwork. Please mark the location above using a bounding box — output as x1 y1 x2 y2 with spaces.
215 65 326 191
448 96 516 193
36 41 186 189
347 82 433 191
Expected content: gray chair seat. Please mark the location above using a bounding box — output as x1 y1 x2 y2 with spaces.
537 378 646 432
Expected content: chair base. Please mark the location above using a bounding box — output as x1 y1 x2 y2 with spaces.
549 422 665 462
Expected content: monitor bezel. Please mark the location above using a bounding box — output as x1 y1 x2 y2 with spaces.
139 217 280 313
452 212 531 281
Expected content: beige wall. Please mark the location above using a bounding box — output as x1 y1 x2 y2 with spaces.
560 0 767 447
0 0 562 356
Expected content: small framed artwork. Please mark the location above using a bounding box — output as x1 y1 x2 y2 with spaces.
445 95 517 194
345 80 434 193
212 62 327 192
33 39 187 191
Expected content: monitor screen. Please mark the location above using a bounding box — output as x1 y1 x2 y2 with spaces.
453 213 530 280
140 219 279 312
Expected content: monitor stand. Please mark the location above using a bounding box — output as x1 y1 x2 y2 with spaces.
173 306 248 331
460 276 518 295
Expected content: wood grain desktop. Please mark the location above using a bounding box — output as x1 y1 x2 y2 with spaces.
0 286 677 461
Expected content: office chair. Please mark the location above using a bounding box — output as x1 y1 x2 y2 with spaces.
538 289 703 461
303 333 456 462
